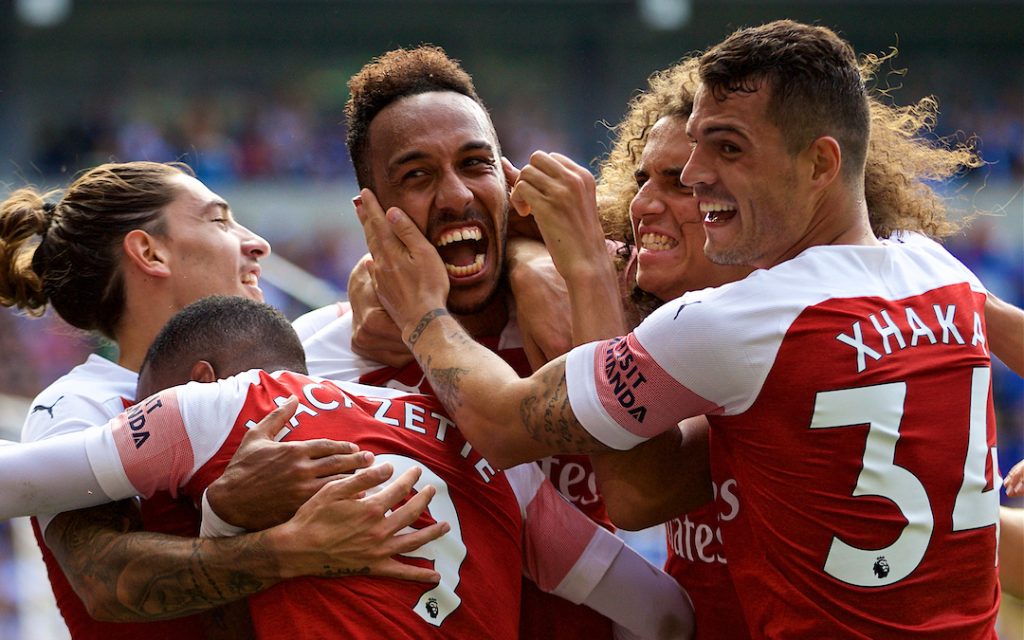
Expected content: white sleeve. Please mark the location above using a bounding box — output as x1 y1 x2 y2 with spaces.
199 489 247 538
585 546 695 640
302 311 386 381
292 302 349 342
84 376 252 504
0 426 130 520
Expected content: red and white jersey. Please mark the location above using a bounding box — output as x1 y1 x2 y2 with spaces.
304 312 616 639
84 369 623 639
303 311 611 526
20 355 206 640
567 239 1000 638
19 305 356 639
664 436 750 640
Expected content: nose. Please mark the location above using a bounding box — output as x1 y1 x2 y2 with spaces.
630 182 665 223
434 168 474 214
680 143 714 189
239 225 271 258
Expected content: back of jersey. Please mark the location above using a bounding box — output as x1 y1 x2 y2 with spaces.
192 371 526 640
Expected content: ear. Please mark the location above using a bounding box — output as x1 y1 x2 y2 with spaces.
123 229 171 278
805 136 842 189
189 360 217 383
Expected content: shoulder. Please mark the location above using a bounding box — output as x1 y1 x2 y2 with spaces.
23 355 138 442
292 302 350 342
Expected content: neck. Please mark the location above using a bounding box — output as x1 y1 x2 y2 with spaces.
766 182 878 269
114 280 179 372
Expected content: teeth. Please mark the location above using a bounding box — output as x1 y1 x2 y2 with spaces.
437 226 483 247
640 233 677 252
698 201 736 213
242 274 258 286
444 254 485 277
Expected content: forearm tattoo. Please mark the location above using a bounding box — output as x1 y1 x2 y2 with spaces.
423 354 469 412
519 365 606 454
46 500 274 621
407 308 449 346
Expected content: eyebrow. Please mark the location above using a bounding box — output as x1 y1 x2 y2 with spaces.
701 124 750 142
388 140 496 172
202 201 232 219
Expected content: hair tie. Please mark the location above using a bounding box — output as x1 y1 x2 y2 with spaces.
40 201 57 234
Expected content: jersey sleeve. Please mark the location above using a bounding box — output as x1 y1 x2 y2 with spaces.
83 375 253 501
507 463 623 603
292 302 350 342
302 311 388 381
0 428 118 519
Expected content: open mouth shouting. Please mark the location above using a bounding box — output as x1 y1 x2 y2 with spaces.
435 224 488 279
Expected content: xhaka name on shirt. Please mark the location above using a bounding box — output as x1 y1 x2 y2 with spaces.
836 303 986 373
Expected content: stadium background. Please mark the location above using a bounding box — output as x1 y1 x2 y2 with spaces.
0 0 1020 637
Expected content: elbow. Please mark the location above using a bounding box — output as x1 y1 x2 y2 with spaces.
478 440 536 471
606 505 661 532
78 593 134 622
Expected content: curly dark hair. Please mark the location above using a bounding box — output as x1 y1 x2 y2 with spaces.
345 45 485 188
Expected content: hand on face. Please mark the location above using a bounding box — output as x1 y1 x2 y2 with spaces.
355 189 450 342
347 254 414 368
502 157 543 242
509 151 609 283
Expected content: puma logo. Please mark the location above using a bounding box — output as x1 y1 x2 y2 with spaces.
31 396 65 419
674 300 702 320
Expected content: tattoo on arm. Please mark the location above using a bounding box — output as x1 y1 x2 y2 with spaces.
45 500 277 621
519 364 606 454
423 355 469 412
407 308 449 346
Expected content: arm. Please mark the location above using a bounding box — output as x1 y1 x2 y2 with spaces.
505 236 573 370
590 417 714 531
347 253 414 369
985 293 1024 375
26 396 446 621
44 462 446 621
513 464 694 639
1000 506 1024 599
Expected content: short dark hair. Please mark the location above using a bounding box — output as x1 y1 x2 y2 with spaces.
699 20 870 181
345 45 485 188
138 296 307 397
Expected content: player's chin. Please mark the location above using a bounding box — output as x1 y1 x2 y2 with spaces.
446 277 502 316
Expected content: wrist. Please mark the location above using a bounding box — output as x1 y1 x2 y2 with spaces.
259 523 304 580
402 307 450 348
